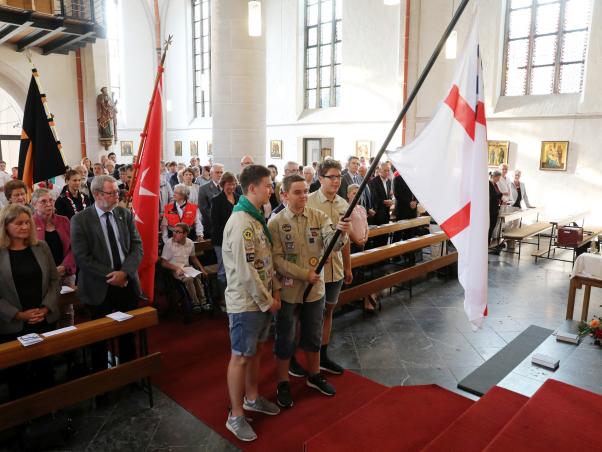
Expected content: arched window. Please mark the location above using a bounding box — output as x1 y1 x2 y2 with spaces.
304 0 342 109
192 0 211 118
503 0 592 96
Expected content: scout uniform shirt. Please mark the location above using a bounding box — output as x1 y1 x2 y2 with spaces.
222 211 277 313
307 189 349 283
268 206 346 303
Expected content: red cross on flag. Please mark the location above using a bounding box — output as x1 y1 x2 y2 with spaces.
387 17 488 328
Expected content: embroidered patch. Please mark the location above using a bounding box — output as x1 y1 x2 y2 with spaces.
243 228 254 240
282 224 292 232
310 228 319 237
285 233 292 241
286 254 298 264
254 259 264 269
309 257 318 266
309 238 315 244
246 252 255 262
285 242 295 250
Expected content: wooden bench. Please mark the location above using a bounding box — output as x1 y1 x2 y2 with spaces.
502 221 552 260
534 211 592 263
194 239 213 256
495 207 542 246
339 231 454 307
367 216 431 238
566 274 602 322
0 307 161 431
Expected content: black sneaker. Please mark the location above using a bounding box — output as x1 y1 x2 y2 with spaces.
289 356 307 378
276 381 294 408
319 355 344 375
306 373 336 396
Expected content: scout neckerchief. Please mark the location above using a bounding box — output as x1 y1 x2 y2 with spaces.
233 195 273 245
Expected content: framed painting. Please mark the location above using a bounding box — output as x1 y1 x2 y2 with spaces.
540 141 568 171
270 140 282 159
174 140 182 157
190 140 198 157
120 140 133 157
487 140 509 167
355 140 371 159
207 141 213 156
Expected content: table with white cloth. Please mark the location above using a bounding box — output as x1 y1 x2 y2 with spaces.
566 253 602 321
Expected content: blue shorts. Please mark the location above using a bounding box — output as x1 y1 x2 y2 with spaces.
325 279 344 306
274 298 325 359
228 311 271 357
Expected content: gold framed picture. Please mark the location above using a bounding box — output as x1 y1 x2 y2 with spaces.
540 141 568 171
190 140 198 157
487 140 509 167
355 140 371 159
174 140 182 157
270 140 282 159
120 140 133 157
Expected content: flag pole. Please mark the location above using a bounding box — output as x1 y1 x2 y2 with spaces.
23 50 67 176
127 35 173 203
303 0 472 301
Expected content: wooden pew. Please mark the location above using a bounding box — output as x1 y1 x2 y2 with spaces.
0 307 161 430
533 211 591 263
495 207 542 246
367 216 431 238
502 221 552 260
340 231 454 307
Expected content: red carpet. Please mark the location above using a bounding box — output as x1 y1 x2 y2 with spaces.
304 385 474 451
484 379 602 452
149 316 388 451
422 386 528 452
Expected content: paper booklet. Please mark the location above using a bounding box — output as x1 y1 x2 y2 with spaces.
106 311 133 322
183 266 202 278
17 333 44 347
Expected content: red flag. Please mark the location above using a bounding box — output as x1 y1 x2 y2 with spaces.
132 74 163 302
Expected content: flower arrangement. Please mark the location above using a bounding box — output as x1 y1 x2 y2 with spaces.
579 317 602 345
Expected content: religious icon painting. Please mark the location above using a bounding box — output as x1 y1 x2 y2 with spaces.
487 140 509 168
540 141 568 171
120 140 133 157
174 140 182 157
270 140 282 159
190 140 198 157
355 140 371 159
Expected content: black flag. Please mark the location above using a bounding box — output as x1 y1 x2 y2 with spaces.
18 71 66 186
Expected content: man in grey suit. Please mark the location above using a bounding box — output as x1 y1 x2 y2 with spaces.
197 163 223 239
71 175 143 372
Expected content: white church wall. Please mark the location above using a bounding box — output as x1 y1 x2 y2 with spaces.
265 0 403 171
411 0 602 224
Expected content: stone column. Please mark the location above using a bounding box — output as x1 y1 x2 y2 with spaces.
212 0 266 170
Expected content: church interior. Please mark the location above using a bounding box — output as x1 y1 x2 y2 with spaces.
0 0 601 450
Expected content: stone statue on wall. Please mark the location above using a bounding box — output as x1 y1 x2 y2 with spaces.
97 87 118 150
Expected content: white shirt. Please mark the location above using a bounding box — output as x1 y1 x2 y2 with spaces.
161 237 195 268
95 204 126 268
496 176 513 205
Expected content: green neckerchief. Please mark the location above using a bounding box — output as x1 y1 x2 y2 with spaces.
233 195 273 245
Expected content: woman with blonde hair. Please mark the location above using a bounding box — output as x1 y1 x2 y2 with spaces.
0 204 60 399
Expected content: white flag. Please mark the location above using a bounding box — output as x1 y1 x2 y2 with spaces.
387 17 488 328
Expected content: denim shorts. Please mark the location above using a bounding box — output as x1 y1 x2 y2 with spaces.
324 279 344 306
274 298 325 359
228 311 272 357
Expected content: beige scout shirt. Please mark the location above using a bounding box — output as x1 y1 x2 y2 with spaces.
222 211 277 313
307 189 349 282
269 206 346 304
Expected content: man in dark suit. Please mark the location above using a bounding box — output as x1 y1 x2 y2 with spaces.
393 173 419 263
339 156 374 214
197 163 223 239
71 175 143 372
369 161 394 248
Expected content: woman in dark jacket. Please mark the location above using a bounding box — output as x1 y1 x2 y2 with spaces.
210 172 239 290
489 171 503 246
0 204 60 400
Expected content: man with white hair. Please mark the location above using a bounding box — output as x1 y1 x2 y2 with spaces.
161 183 204 242
198 163 224 238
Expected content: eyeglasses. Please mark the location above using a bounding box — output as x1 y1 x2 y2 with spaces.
322 175 342 181
100 190 120 197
